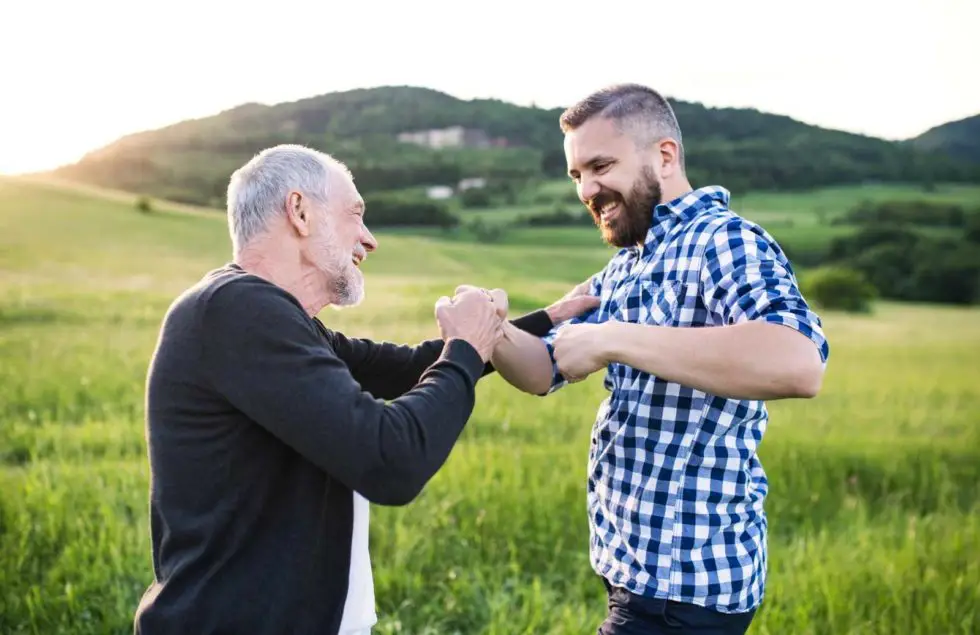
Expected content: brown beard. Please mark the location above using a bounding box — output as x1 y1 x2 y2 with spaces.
588 166 663 248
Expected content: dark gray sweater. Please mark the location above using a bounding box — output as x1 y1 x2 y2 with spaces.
133 263 554 634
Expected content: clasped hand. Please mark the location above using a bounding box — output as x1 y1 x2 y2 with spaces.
434 279 606 376
434 285 508 362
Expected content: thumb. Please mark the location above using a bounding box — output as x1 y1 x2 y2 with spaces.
489 288 508 317
435 295 452 316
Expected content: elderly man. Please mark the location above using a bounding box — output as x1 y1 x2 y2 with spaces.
489 84 830 635
133 144 597 635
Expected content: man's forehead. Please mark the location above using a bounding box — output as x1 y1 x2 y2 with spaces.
564 117 627 163
329 171 360 202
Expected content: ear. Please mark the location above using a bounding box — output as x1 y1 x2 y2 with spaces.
658 138 682 179
285 191 311 237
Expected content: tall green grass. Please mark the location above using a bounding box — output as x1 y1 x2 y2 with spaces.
1 178 977 634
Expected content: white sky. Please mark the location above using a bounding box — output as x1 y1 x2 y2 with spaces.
0 0 976 174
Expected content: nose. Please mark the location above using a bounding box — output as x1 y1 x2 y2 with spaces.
360 225 378 252
579 177 601 204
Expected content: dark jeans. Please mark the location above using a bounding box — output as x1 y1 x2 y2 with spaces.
597 578 756 635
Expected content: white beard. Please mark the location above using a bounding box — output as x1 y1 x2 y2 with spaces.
331 263 364 308
311 220 365 309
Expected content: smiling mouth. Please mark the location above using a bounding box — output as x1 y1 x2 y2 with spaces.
351 253 365 267
598 200 619 223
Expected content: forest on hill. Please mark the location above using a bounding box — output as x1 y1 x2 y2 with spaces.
48 86 980 207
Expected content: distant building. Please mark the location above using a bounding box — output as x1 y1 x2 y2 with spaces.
397 125 492 149
425 185 454 200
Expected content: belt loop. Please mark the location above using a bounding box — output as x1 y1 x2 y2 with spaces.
660 600 683 628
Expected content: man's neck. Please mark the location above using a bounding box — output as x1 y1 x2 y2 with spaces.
633 177 698 249
660 177 694 205
235 241 331 317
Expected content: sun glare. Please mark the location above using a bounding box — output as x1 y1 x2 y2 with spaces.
0 122 101 175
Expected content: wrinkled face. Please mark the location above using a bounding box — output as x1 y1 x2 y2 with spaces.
564 116 664 248
306 172 377 307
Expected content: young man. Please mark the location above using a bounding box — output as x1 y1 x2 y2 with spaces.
489 84 830 634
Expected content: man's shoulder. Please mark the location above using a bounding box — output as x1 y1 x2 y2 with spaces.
679 203 781 256
684 202 746 234
166 264 308 332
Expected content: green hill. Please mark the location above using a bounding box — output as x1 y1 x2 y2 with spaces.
46 85 980 207
911 113 980 164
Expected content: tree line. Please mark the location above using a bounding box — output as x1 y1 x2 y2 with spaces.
815 200 980 306
54 86 980 207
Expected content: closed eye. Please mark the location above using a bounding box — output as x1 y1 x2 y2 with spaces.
593 161 612 174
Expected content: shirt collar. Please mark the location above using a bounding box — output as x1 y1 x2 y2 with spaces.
638 185 731 254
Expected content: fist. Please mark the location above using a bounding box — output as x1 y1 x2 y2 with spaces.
454 285 509 319
435 288 503 362
552 322 609 383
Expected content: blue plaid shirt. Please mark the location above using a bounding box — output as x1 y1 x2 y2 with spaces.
541 186 829 613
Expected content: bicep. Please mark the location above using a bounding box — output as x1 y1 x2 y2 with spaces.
700 220 830 364
205 312 393 485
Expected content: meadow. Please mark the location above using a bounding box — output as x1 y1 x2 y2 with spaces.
1 177 978 634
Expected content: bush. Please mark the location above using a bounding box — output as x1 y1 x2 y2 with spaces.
966 214 980 243
905 239 980 305
802 266 878 313
460 187 492 208
832 199 971 228
465 218 508 243
362 193 458 228
135 196 153 213
516 206 594 227
828 227 980 305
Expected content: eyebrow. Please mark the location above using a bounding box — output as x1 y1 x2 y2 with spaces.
352 200 365 214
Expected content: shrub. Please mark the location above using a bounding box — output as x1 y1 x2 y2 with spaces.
516 206 593 227
460 187 492 208
362 193 458 228
466 218 508 243
802 266 878 313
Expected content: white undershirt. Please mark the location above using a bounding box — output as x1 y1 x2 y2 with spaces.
337 492 377 634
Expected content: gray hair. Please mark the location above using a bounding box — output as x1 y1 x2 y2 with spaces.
559 83 685 169
225 144 351 252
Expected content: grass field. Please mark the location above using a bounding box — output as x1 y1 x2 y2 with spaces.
1 177 978 634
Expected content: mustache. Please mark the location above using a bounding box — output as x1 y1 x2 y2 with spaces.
588 190 622 215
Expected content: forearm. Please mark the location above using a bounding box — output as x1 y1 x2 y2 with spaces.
604 320 824 400
341 338 443 400
335 310 555 399
489 321 554 395
206 286 487 507
351 339 484 505
481 309 554 378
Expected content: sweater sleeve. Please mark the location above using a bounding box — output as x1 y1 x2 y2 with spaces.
200 280 485 506
325 309 555 400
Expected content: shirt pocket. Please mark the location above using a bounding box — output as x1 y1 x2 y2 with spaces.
637 279 683 326
638 280 703 327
